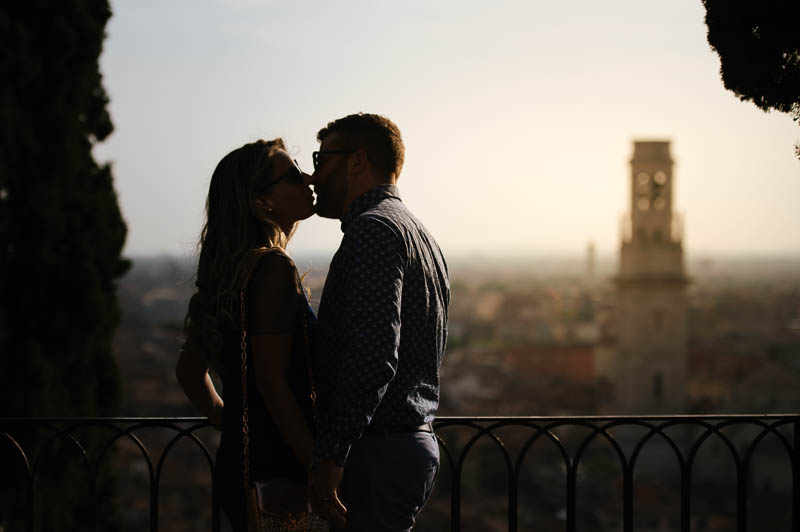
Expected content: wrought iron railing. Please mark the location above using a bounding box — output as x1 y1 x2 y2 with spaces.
2 415 799 532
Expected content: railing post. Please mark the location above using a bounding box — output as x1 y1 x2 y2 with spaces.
566 465 576 532
31 475 38 532
151 476 159 532
212 468 220 532
793 420 800 532
623 464 633 532
27 461 35 532
92 465 98 532
508 470 517 532
451 465 460 532
737 468 747 532
681 469 691 532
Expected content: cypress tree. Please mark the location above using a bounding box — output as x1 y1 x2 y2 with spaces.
703 0 800 158
1 1 128 529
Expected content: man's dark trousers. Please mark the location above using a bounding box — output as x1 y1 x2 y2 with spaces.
341 429 440 531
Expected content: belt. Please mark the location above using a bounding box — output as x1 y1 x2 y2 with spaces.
363 422 434 436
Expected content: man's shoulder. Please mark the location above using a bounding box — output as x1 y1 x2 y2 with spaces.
349 198 407 234
344 212 399 244
341 205 412 257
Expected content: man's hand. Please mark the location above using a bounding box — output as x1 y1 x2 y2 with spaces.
308 459 347 528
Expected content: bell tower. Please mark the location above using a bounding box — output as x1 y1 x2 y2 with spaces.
612 140 689 414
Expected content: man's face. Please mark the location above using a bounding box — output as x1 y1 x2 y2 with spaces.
311 133 352 219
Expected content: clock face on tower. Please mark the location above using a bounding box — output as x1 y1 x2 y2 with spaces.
635 170 669 212
651 170 667 210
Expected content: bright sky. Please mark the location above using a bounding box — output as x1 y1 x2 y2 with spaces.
95 0 800 260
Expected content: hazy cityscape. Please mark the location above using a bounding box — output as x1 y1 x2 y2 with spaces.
113 245 800 531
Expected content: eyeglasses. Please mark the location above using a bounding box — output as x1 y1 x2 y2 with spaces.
312 150 356 170
269 159 305 187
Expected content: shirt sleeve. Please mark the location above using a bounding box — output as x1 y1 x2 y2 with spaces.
247 252 300 335
314 217 406 465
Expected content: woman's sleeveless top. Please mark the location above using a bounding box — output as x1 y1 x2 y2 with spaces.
216 253 316 480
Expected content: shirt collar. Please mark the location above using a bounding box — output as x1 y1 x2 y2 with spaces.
340 184 401 232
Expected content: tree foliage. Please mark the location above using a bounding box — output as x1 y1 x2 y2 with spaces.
0 1 128 529
703 0 800 157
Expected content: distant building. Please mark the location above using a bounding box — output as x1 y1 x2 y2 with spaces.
586 240 596 285
600 140 689 414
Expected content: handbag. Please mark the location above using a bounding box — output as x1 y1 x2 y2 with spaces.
239 268 328 532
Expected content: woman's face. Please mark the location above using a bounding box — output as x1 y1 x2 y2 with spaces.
260 150 315 229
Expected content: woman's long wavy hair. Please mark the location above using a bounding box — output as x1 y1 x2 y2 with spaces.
183 138 290 375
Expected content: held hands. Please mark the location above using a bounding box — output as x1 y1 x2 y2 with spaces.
308 460 347 528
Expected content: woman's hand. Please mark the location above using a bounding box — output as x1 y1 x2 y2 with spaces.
308 460 347 528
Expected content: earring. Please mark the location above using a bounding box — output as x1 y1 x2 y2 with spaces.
265 206 273 215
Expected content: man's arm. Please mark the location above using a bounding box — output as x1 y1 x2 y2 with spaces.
308 217 404 524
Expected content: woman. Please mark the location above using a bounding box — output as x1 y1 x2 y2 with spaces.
176 139 326 531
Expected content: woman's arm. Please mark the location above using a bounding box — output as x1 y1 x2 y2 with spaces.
176 348 224 427
251 333 314 469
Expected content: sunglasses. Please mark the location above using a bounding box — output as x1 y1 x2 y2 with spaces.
269 159 305 187
312 150 356 170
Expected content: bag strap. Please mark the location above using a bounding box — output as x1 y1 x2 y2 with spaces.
240 254 318 488
240 288 252 487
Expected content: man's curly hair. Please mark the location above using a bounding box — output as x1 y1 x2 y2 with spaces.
317 113 405 180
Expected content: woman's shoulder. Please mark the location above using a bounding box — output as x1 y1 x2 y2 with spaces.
245 249 304 332
248 249 301 294
254 248 295 270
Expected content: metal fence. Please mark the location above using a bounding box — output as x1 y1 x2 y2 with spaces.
2 415 799 532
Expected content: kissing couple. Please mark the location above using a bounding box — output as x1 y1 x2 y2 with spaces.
177 112 450 531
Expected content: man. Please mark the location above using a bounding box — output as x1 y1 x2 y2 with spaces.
307 113 450 531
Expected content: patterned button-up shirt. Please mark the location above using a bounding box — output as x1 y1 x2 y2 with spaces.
313 184 450 465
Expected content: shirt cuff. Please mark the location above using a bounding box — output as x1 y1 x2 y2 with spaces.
313 439 352 467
